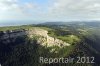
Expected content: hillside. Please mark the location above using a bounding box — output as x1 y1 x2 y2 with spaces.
0 22 100 66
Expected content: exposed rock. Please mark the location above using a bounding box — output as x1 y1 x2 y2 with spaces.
0 28 70 47
28 28 70 47
0 29 27 40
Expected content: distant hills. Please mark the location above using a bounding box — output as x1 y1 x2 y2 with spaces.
39 21 100 27
0 21 100 27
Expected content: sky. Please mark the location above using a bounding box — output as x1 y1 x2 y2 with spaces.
0 0 100 25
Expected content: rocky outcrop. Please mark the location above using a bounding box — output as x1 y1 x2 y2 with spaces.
28 28 70 47
28 28 48 38
0 28 70 47
0 29 27 40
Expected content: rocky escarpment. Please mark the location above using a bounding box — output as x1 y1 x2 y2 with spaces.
0 29 28 44
28 28 70 47
0 28 70 47
0 29 27 39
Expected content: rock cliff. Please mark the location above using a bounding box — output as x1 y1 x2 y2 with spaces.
0 28 70 47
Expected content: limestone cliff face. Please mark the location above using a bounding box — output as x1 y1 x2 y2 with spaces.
0 28 70 47
28 28 70 47
0 29 27 40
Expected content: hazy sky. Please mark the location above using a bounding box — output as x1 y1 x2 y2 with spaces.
0 0 100 23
